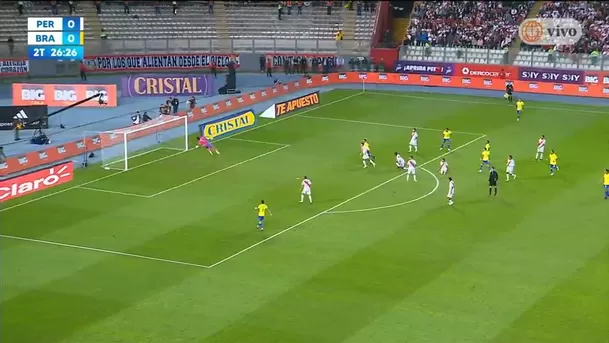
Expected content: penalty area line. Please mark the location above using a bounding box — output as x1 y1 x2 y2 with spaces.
326 167 440 214
0 234 211 269
0 92 362 213
207 134 486 269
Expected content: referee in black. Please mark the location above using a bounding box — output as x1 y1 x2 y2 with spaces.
505 82 514 104
489 166 499 196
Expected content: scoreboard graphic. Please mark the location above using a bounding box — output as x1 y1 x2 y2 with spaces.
27 17 84 61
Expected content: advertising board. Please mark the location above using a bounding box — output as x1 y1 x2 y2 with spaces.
0 105 49 130
0 58 29 76
200 109 256 140
393 60 454 75
0 162 73 202
12 83 118 107
518 67 584 84
83 53 240 72
265 54 343 68
120 74 214 97
2 71 608 178
454 64 518 79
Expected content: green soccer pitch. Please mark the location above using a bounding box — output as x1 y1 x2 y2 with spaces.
1 89 608 343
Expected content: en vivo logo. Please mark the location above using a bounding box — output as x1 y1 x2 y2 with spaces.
519 18 583 45
0 162 73 202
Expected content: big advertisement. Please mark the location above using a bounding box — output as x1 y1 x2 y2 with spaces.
83 53 240 72
0 105 48 130
394 60 454 75
120 74 214 97
518 67 584 84
0 58 29 76
12 83 118 107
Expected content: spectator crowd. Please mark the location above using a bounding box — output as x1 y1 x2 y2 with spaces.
405 1 534 49
538 1 609 55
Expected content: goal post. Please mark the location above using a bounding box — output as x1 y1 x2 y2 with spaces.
88 115 188 171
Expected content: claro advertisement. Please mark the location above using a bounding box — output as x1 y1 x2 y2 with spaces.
12 83 118 107
0 162 73 202
2 69 609 177
83 53 240 72
120 74 214 97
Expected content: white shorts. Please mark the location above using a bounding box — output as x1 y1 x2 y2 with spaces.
396 162 405 169
410 140 418 146
447 191 454 198
302 189 311 195
506 167 514 174
363 155 370 160
537 147 545 153
407 167 416 175
440 166 448 174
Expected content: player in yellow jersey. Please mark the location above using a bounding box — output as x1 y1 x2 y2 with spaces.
255 200 272 231
440 128 452 151
479 148 491 172
603 169 609 200
548 150 559 176
485 140 491 152
516 98 524 121
362 139 375 161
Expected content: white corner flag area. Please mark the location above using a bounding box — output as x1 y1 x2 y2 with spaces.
260 104 276 119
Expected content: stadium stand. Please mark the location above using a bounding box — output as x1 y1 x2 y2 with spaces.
224 1 374 53
514 1 609 70
406 1 534 49
401 1 534 64
97 1 217 40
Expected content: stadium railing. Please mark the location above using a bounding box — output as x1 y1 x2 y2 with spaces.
400 45 609 71
1 38 371 58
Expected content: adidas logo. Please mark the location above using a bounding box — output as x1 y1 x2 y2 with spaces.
13 110 28 120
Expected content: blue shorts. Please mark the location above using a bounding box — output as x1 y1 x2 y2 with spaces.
205 144 214 150
604 185 609 191
482 160 489 164
442 138 450 144
517 110 522 114
550 164 557 170
258 216 265 222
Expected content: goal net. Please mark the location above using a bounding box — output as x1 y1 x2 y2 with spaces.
90 115 188 171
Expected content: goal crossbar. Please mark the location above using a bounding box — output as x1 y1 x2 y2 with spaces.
88 115 189 171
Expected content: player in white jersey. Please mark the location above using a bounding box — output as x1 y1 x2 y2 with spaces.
447 177 455 205
535 135 546 161
361 142 376 168
409 129 419 152
395 152 405 169
439 158 448 175
300 176 313 204
506 155 517 181
406 156 417 182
